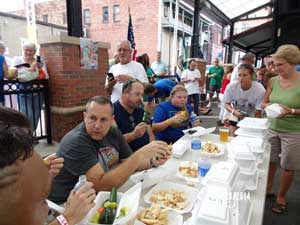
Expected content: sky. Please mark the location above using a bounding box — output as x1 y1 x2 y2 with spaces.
0 0 50 12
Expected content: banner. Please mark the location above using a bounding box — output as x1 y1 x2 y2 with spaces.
25 0 37 44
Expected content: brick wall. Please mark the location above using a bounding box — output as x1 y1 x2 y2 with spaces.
82 0 159 61
40 36 109 141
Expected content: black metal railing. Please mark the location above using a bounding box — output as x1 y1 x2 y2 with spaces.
0 80 52 143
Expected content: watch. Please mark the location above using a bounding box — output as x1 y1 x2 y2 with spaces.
150 157 158 167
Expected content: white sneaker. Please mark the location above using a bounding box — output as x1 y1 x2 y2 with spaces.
206 102 212 108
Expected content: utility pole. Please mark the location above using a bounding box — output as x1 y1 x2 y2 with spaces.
191 0 201 58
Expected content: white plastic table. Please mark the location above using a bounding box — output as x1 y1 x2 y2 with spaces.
119 133 270 225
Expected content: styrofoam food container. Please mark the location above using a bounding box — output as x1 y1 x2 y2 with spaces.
201 161 240 191
133 206 183 225
234 195 252 225
234 127 266 138
144 181 198 214
265 103 283 118
114 182 142 225
237 117 269 130
196 187 232 225
83 191 123 225
239 169 259 191
176 161 199 183
172 138 190 158
232 136 267 153
200 142 225 158
183 126 216 137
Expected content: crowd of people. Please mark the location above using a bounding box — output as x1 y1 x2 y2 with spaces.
0 40 300 225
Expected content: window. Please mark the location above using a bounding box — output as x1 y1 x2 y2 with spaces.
102 6 109 23
42 14 48 22
83 9 91 25
113 5 120 22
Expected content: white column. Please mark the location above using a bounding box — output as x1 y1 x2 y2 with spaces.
171 0 179 72
157 0 163 51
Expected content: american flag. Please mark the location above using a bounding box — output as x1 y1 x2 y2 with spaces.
127 8 137 60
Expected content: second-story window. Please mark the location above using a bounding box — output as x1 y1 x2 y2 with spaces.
113 5 120 22
83 9 91 25
42 14 48 22
103 6 109 23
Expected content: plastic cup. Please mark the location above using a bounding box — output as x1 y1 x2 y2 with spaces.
191 139 202 161
198 159 211 177
219 127 229 142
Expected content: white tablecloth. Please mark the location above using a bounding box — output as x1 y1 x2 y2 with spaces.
119 133 270 225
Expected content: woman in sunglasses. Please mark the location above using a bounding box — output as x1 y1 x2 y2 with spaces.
223 63 265 136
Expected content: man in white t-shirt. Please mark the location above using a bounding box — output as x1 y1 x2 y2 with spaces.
181 59 202 115
105 40 148 103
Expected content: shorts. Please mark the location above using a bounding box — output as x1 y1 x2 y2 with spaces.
268 129 300 170
209 85 220 94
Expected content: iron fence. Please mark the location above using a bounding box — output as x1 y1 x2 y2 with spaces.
0 80 52 143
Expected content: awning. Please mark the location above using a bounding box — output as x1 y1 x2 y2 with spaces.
222 20 273 57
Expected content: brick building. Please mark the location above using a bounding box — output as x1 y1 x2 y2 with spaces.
10 0 224 66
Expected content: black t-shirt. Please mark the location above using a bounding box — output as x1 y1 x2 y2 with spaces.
48 122 132 203
113 101 150 151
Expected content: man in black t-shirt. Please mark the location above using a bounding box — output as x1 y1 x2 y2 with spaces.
49 96 169 203
114 80 154 151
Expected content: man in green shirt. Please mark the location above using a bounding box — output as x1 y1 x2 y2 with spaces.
207 58 224 108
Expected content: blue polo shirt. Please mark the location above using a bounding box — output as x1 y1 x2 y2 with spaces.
153 101 192 143
113 101 150 151
148 79 176 101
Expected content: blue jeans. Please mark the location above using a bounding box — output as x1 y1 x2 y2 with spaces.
18 93 43 130
188 94 200 116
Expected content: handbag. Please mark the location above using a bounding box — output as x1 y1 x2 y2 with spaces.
17 70 39 82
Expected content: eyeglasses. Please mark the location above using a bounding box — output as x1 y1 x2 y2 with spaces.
129 115 135 128
118 48 130 52
273 62 287 68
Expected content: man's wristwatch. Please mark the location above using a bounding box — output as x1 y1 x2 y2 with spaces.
150 157 158 167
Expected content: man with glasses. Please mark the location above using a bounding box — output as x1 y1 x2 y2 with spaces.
49 96 169 203
105 40 148 103
114 80 154 152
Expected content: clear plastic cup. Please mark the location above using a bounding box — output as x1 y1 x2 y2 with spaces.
219 127 229 142
198 159 211 177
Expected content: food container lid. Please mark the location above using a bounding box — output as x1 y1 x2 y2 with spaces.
227 142 256 160
204 161 240 190
113 182 142 225
237 117 269 130
265 103 283 118
196 187 230 223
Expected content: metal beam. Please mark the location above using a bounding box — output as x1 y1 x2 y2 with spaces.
237 15 273 22
203 0 232 25
191 0 201 58
227 23 234 63
246 38 272 49
232 2 273 23
66 0 83 37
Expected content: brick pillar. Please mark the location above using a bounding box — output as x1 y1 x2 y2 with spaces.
40 36 110 141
